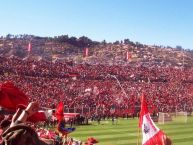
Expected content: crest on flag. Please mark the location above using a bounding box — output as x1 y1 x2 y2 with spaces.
144 124 150 134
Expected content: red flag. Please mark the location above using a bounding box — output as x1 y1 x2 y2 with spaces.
28 42 31 52
84 48 89 57
0 82 29 111
28 110 53 123
139 94 172 145
126 51 132 60
55 102 64 121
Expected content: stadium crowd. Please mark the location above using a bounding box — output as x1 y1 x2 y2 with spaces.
0 56 193 117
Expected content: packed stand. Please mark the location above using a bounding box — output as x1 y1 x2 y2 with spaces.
0 56 193 117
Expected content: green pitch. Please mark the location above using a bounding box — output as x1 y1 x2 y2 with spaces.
70 117 193 145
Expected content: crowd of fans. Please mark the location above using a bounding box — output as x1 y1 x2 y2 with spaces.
0 56 193 118
0 36 181 145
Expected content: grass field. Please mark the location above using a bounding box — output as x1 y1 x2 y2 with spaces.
70 116 193 145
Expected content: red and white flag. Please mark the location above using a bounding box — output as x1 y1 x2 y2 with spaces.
126 51 132 60
84 48 89 57
28 42 31 52
139 94 172 145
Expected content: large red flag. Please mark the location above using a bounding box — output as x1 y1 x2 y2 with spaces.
0 82 29 111
139 94 172 145
55 102 64 121
28 110 53 123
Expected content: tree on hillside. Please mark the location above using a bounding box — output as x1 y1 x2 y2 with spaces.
102 40 107 45
176 45 182 51
124 39 130 44
57 35 69 43
69 36 77 45
113 41 120 44
78 36 92 47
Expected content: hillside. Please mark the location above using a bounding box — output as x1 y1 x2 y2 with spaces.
0 35 193 68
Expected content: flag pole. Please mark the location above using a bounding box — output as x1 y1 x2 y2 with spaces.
137 125 140 145
137 92 142 145
137 111 140 145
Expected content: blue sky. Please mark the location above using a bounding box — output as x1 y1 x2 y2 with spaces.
0 0 193 49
